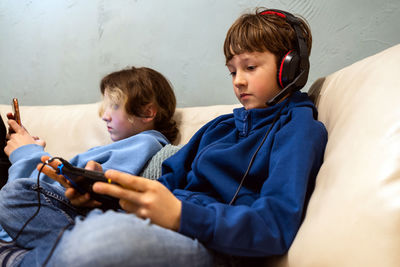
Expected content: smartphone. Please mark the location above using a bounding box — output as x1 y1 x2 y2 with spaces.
55 157 120 210
12 98 21 125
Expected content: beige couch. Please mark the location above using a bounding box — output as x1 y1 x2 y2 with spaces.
1 44 400 266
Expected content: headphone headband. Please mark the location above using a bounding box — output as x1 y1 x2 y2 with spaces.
260 9 301 25
260 10 286 18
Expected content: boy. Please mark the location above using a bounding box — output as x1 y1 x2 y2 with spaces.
0 8 327 266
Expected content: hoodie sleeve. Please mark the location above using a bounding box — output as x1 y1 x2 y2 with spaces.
7 144 51 182
7 131 168 184
177 108 327 257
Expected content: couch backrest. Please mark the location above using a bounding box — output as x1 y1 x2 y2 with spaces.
0 102 240 159
173 104 240 145
0 103 110 160
268 44 400 267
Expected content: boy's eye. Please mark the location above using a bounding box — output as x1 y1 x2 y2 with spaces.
229 71 236 76
247 66 256 70
112 104 120 110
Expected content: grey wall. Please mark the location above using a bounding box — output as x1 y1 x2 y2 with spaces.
1 0 399 107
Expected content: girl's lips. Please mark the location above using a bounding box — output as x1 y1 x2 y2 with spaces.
240 93 251 99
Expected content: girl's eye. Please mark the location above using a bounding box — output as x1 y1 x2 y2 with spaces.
229 71 236 76
247 66 256 70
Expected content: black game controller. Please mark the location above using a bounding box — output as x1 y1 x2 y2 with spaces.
54 157 120 210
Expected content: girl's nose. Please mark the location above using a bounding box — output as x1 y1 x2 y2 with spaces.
102 109 111 122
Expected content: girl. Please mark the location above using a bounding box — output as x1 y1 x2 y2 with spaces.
0 66 178 241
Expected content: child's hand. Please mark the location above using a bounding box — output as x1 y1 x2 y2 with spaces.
37 156 102 208
93 170 182 231
37 156 71 188
65 160 102 208
5 120 45 156
32 136 46 148
64 188 101 208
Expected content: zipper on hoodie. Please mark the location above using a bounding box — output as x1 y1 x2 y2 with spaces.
239 110 250 138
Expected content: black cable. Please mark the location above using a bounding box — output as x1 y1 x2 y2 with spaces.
12 162 47 241
229 98 289 205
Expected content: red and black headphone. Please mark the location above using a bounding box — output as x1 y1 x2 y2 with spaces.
260 9 310 106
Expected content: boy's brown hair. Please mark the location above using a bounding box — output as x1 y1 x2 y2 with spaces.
223 7 312 68
100 67 178 142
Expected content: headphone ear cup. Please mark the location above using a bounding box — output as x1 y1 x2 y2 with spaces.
277 50 300 88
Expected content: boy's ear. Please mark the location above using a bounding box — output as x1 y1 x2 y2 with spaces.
141 103 157 123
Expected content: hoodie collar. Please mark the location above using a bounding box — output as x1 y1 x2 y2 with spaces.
232 91 316 137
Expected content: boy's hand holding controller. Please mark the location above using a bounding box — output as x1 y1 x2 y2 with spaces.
93 170 182 231
38 156 103 208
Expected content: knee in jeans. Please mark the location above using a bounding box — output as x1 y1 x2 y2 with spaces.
0 178 35 202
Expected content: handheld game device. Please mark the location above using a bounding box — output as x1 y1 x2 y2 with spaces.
55 157 120 210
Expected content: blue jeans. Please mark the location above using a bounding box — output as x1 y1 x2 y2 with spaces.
0 178 214 267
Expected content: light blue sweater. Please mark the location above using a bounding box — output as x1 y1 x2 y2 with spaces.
0 130 169 241
7 130 169 184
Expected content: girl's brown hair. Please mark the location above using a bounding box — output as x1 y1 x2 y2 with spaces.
223 8 312 68
100 67 178 142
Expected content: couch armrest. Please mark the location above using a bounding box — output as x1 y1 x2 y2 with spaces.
268 44 400 267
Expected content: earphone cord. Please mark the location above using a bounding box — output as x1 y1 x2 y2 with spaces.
228 98 289 205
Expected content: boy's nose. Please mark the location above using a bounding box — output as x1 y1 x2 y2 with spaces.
233 72 247 88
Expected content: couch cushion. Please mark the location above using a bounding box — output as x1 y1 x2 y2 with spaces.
268 44 400 266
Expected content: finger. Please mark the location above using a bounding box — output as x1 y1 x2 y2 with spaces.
41 156 62 171
37 163 69 187
66 189 101 208
41 155 51 164
4 140 11 156
6 113 14 120
119 199 140 213
92 181 142 203
7 120 23 134
38 156 68 185
105 170 149 192
65 188 88 203
85 160 103 172
65 187 81 199
69 193 90 206
37 163 56 177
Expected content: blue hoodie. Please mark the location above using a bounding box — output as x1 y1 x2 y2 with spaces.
159 91 327 257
